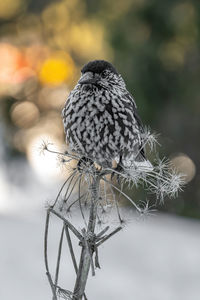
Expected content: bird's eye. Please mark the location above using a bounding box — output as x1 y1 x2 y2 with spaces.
101 71 107 78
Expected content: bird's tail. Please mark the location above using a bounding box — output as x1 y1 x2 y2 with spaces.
121 152 153 173
132 159 153 172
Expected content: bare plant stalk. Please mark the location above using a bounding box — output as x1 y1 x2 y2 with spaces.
43 142 183 300
72 176 100 300
44 210 57 300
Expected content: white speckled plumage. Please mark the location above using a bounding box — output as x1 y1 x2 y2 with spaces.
62 60 146 168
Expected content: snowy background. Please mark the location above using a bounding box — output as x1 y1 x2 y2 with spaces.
1 160 200 300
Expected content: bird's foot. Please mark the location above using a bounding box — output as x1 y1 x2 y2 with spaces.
111 164 124 183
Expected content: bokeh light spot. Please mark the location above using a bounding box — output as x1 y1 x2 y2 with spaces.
10 101 39 128
38 85 69 110
27 135 64 182
69 22 110 60
0 0 25 19
0 43 34 85
170 153 196 183
39 53 75 86
0 43 20 84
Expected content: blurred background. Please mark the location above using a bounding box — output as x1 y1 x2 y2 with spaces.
0 0 200 299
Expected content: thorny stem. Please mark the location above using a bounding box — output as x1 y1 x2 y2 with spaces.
72 176 100 300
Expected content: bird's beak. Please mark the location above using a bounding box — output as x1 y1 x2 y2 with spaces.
78 72 100 85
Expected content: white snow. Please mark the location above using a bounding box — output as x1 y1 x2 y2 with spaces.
1 207 200 300
0 155 200 300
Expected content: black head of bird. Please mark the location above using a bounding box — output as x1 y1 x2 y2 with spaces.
78 60 124 90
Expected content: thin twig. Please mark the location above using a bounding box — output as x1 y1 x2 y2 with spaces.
46 148 80 161
44 209 57 300
63 171 77 200
109 182 123 223
96 226 110 239
54 226 64 287
64 224 78 273
103 179 109 205
94 245 101 269
102 177 141 212
53 173 75 208
67 193 86 212
96 226 122 247
65 175 82 203
50 208 82 240
78 176 87 227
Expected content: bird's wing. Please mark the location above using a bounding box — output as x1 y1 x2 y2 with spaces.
122 92 146 159
123 92 144 132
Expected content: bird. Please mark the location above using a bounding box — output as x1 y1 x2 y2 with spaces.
62 59 152 172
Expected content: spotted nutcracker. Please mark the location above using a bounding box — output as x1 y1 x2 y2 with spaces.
62 60 151 171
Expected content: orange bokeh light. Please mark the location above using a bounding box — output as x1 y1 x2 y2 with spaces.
0 43 35 84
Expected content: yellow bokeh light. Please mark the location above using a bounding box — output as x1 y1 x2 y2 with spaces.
69 21 111 60
42 1 70 32
39 52 75 86
0 0 25 19
102 0 143 20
